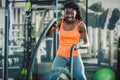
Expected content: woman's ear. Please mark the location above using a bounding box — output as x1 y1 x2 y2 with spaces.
74 10 77 17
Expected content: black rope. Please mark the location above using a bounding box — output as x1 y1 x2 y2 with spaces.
26 19 57 80
69 44 76 80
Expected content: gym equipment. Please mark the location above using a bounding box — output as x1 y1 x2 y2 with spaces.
93 68 116 80
15 1 34 80
24 1 33 70
26 18 57 80
69 44 76 79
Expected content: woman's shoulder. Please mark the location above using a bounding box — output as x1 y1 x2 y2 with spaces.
76 20 86 31
75 19 84 25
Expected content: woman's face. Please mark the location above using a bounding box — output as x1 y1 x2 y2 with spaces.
64 8 76 23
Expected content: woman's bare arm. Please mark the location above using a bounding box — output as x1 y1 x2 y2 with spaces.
46 18 61 36
77 22 90 48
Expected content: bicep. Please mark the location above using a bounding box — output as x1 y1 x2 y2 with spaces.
46 23 57 36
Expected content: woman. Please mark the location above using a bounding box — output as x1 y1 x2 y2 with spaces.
47 1 89 80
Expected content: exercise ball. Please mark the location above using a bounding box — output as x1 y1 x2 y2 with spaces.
93 68 116 80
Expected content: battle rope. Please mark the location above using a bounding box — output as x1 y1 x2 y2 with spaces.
26 19 57 80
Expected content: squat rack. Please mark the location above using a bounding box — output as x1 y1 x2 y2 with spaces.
4 0 32 80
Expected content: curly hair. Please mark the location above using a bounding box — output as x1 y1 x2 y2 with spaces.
63 1 82 21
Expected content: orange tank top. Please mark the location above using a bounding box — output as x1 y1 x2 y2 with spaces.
57 18 82 58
